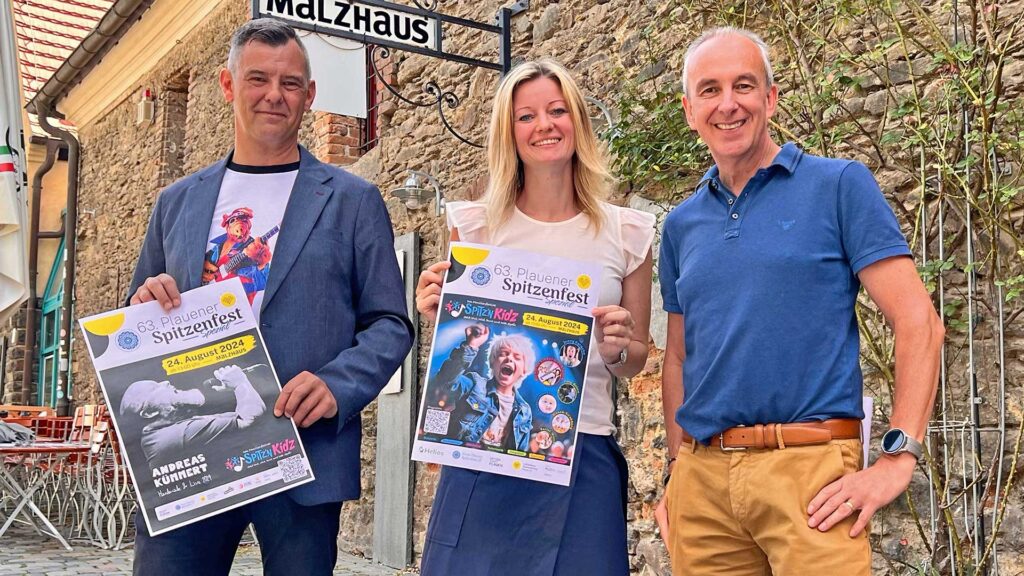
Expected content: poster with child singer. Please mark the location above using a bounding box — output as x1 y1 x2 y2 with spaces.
412 242 601 486
78 278 314 536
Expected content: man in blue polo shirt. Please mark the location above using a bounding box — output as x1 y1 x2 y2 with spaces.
654 27 944 575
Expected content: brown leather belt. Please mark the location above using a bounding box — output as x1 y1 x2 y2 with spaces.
681 419 861 451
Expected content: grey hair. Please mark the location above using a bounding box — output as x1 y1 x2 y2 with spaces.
228 19 311 82
681 27 773 97
487 334 537 390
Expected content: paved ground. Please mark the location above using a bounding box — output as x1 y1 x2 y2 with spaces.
0 523 409 576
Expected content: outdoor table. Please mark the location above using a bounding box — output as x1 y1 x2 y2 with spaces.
0 442 89 550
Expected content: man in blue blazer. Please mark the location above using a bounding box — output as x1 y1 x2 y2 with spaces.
127 19 413 575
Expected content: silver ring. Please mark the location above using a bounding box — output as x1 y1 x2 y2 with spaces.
843 500 856 511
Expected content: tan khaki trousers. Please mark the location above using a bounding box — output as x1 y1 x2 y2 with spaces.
665 438 871 575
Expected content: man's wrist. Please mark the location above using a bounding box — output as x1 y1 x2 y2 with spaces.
874 451 918 473
662 456 677 486
880 427 925 461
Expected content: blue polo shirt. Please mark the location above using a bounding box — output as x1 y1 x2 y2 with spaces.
658 143 911 443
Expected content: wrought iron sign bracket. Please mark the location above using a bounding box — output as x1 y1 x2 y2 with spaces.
254 0 524 148
496 0 529 24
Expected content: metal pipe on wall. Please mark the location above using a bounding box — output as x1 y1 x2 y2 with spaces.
33 106 78 417
20 0 154 414
19 139 60 405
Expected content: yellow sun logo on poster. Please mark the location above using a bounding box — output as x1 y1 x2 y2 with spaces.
220 292 236 307
512 461 523 470
451 245 490 266
81 312 125 336
576 274 592 290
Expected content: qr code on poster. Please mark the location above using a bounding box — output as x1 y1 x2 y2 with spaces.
423 408 451 435
278 455 309 483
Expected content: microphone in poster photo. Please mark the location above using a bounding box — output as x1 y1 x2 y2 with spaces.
199 364 268 392
430 323 537 452
427 319 584 458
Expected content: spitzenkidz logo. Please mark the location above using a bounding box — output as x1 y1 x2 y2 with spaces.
116 330 140 351
446 300 519 323
445 300 465 318
471 266 492 286
225 439 297 472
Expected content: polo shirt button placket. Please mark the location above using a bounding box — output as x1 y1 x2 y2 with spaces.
724 194 743 238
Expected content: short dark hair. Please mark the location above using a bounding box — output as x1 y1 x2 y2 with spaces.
228 19 311 81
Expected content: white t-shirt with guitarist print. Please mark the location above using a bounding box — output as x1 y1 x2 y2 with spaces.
203 160 297 318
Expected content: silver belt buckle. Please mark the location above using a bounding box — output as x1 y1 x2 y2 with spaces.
719 424 747 451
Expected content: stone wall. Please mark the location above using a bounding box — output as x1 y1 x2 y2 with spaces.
70 0 365 401
60 0 1024 573
67 0 383 552
344 0 1024 574
4 148 73 407
2 311 28 404
71 0 244 402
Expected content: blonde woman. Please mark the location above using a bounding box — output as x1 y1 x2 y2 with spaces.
415 59 654 576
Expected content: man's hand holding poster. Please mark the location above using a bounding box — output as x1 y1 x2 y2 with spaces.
412 243 601 486
78 278 313 536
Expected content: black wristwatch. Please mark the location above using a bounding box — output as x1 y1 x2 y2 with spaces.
662 457 677 486
881 428 924 461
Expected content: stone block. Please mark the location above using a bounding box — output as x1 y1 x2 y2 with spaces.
635 537 670 576
637 60 667 83
863 89 892 116
326 135 362 148
998 504 1024 552
533 4 561 45
876 168 912 192
845 96 866 115
515 15 533 38
620 32 642 57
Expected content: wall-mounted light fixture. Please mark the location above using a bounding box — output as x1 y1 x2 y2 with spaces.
390 169 445 216
137 88 156 125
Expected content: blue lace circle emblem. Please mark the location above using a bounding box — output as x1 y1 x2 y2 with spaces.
116 330 140 351
470 266 492 286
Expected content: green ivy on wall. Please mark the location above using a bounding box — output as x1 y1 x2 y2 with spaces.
602 68 707 202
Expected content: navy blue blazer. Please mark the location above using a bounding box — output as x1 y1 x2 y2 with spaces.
128 146 414 506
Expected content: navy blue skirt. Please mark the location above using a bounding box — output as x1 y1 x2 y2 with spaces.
420 433 629 576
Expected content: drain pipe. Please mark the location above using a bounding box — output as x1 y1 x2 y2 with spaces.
23 0 154 415
20 139 62 406
33 105 78 417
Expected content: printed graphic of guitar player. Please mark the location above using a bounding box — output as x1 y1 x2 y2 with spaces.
204 207 280 305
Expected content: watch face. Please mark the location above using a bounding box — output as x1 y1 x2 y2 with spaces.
882 429 906 453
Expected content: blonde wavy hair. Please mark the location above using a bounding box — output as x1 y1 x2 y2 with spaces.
484 58 611 232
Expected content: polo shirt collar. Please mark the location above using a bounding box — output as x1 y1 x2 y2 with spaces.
697 142 804 193
771 142 803 174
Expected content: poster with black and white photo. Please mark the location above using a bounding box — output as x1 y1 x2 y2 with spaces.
78 278 313 536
